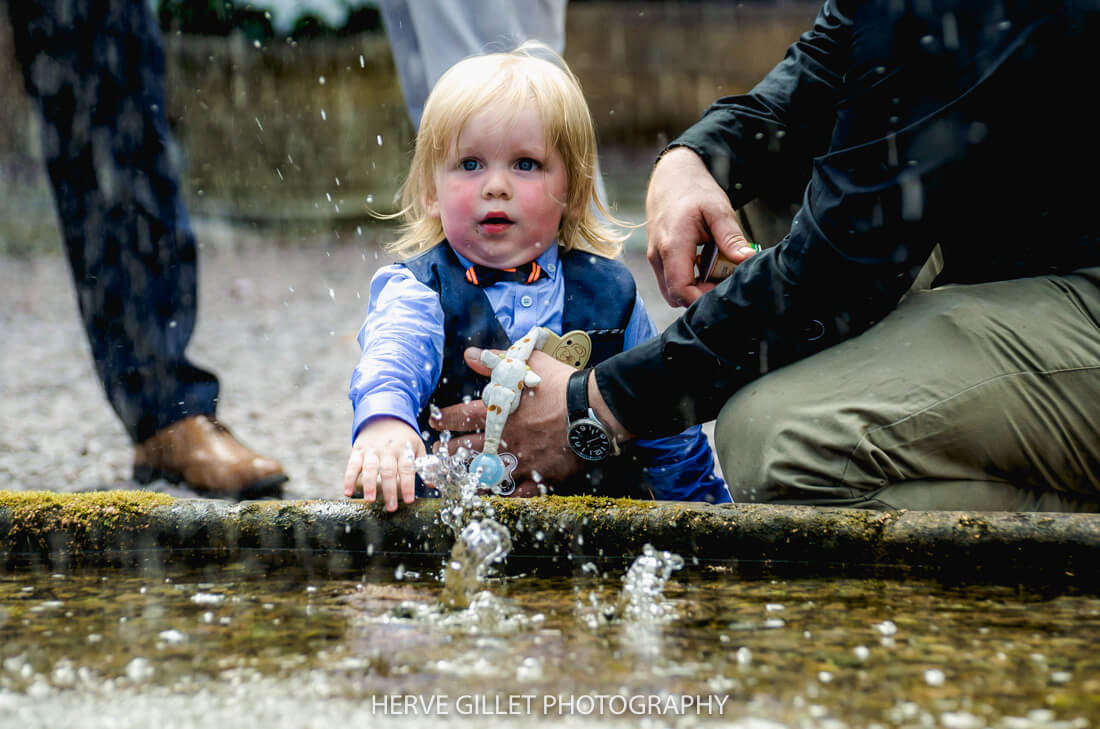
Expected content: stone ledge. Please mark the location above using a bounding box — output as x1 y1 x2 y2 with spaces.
1 491 1097 586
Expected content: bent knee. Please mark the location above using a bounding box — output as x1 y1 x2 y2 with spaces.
714 383 865 504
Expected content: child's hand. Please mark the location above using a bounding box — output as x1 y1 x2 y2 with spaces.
343 418 425 511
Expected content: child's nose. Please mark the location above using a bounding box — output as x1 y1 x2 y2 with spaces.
481 168 512 198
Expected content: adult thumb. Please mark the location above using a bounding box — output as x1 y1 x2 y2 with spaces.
711 209 751 257
464 347 492 376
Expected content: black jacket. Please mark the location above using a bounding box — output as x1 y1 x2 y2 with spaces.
596 0 1100 437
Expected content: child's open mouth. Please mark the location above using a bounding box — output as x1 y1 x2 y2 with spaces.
479 214 513 234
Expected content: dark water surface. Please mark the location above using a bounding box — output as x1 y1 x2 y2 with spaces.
1 562 1097 727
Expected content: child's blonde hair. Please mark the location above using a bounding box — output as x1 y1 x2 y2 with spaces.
384 40 627 261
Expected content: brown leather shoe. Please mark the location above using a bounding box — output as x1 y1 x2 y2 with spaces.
133 415 287 500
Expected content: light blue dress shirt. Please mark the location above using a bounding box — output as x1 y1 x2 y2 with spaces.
349 244 730 502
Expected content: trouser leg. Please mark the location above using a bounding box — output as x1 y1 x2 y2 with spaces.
714 267 1100 512
8 0 218 443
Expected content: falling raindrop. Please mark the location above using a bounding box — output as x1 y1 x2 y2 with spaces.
321 109 327 121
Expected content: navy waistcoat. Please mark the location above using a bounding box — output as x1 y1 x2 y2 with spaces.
403 243 648 497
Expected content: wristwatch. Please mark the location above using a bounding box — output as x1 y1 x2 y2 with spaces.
565 368 619 462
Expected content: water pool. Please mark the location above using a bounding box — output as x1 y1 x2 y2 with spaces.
1 560 1097 728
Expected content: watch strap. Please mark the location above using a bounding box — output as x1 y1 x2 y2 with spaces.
566 368 591 424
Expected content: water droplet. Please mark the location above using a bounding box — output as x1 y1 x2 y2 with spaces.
125 657 154 682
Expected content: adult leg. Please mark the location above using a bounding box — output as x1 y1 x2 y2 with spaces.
9 0 284 498
9 0 215 442
714 267 1100 512
379 0 567 129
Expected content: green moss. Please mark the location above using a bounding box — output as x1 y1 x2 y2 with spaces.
0 490 173 551
487 494 658 522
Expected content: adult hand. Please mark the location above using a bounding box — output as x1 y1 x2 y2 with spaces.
645 146 757 307
430 349 586 491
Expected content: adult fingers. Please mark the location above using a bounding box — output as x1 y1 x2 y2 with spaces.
431 399 488 435
432 431 486 455
710 208 754 261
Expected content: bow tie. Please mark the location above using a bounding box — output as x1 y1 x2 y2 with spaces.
464 260 542 287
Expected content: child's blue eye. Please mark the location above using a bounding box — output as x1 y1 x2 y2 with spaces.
460 159 480 171
516 158 540 172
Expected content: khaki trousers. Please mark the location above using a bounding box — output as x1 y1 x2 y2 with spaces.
714 265 1100 512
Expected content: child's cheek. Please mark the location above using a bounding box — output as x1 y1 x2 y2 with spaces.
454 183 480 218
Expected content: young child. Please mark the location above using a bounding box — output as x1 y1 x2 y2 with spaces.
343 41 729 511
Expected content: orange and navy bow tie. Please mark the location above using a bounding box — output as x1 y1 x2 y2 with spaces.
464 260 542 287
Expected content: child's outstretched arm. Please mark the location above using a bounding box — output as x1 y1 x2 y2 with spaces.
343 416 426 511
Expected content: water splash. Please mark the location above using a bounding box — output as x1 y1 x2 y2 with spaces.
575 544 684 657
440 520 512 609
574 543 683 639
618 543 684 624
414 412 512 609
618 544 684 658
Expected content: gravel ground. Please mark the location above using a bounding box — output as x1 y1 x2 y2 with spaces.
0 208 704 500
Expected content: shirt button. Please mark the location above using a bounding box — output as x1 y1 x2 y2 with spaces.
520 294 534 308
546 263 557 273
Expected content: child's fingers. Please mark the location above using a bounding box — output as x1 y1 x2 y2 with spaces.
342 450 364 497
399 448 417 504
361 448 381 504
378 452 399 511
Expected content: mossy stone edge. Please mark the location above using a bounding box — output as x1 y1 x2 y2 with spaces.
1 491 1097 584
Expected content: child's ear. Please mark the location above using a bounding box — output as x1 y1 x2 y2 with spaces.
423 189 440 218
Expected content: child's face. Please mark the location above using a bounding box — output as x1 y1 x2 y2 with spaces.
428 103 568 269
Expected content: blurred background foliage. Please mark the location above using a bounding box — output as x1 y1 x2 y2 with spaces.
155 1 386 40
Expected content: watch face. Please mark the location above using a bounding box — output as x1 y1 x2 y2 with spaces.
568 420 611 461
